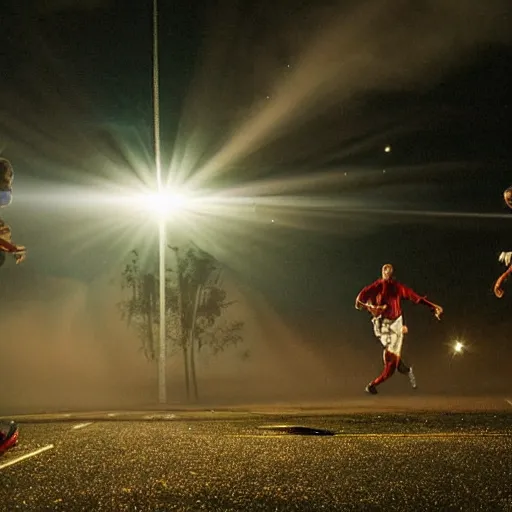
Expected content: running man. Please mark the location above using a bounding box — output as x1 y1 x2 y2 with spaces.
355 263 443 394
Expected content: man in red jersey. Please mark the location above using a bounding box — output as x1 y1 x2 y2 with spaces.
355 263 443 394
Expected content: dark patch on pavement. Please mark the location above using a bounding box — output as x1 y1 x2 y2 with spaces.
257 424 336 436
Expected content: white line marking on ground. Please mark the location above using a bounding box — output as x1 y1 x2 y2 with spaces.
72 422 93 430
0 444 54 470
143 414 176 420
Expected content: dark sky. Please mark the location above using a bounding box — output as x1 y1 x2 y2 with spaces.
1 0 512 387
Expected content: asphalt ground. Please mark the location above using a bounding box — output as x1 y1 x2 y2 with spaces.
1 397 511 511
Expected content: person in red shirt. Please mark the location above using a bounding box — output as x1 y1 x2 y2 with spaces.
355 263 443 394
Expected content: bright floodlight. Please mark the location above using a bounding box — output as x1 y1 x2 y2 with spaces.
142 191 190 219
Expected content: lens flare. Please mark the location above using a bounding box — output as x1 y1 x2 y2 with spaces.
140 190 191 219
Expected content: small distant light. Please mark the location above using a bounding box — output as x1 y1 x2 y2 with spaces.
271 219 275 223
454 341 464 353
383 169 386 173
384 145 391 153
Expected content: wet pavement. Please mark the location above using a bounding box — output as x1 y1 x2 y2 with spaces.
1 399 511 511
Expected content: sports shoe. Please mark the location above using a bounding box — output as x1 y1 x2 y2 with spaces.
365 383 378 395
0 421 19 455
408 367 417 389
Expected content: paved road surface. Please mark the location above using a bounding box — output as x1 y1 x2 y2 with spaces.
1 398 511 511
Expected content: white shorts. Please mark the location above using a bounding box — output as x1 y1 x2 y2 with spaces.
371 315 404 356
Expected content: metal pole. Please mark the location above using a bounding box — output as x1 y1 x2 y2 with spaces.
158 219 166 404
153 0 166 404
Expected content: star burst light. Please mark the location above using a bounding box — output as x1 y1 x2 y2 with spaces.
139 190 191 220
453 341 464 354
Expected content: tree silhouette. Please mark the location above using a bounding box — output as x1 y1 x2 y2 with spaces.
119 245 244 401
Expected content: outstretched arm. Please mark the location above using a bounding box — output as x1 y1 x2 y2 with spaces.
420 297 443 320
0 238 26 264
399 283 443 320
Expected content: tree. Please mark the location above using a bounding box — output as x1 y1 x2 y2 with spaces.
119 250 159 361
118 245 244 402
176 246 244 401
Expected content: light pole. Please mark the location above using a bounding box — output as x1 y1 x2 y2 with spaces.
152 0 167 404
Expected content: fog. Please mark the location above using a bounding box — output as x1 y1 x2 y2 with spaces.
0 1 510 415
1 260 509 416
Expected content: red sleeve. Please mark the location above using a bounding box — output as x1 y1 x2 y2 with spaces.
398 282 431 306
356 281 379 304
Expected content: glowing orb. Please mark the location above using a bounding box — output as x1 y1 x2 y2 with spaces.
453 341 464 353
144 191 190 219
384 145 392 153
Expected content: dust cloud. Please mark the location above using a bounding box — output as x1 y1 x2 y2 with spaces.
2 266 509 415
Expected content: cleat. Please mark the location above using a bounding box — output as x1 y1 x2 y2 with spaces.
365 383 378 395
0 421 19 455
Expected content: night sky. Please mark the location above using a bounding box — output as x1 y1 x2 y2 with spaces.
1 0 511 405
